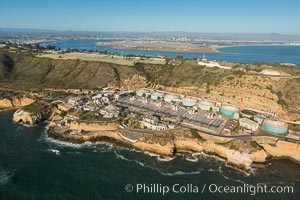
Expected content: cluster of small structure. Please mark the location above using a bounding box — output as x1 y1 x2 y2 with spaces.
116 88 288 135
52 87 288 136
56 90 120 120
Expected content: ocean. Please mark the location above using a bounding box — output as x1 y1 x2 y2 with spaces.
0 110 299 200
40 40 300 65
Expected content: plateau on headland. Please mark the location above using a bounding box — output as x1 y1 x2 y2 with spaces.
1 44 300 171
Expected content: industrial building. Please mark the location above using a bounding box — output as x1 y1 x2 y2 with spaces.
239 118 259 131
254 115 265 125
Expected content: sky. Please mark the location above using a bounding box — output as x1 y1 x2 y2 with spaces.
0 0 299 34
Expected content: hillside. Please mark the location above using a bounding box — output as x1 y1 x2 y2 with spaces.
0 50 299 121
0 51 146 90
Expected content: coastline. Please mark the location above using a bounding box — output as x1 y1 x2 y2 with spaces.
43 124 300 172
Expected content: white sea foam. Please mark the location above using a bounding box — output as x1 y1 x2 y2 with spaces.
0 170 15 186
40 126 82 148
157 156 175 162
114 150 205 176
47 149 60 155
157 169 203 176
16 126 23 131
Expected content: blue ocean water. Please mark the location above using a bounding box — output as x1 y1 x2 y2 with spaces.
0 110 299 200
40 40 300 65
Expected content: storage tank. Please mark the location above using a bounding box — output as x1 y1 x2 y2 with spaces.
263 119 288 134
164 94 180 103
198 101 214 111
136 89 150 97
219 105 239 117
240 109 257 119
181 98 197 107
151 91 165 100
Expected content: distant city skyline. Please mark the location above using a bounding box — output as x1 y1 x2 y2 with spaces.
1 0 300 35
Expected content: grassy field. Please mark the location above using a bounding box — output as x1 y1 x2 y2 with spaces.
38 52 166 66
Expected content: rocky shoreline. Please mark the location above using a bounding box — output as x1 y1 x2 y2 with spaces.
42 123 300 172
47 126 133 149
9 97 300 172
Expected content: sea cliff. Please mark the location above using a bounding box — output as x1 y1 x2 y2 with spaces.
0 96 34 109
44 124 300 171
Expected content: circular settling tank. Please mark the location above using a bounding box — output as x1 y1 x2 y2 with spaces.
136 89 150 97
263 119 288 134
240 109 257 118
164 94 180 103
181 98 197 107
198 101 214 111
151 91 165 100
219 105 239 117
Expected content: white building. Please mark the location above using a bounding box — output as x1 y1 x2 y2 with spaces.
239 118 259 131
198 60 231 70
99 105 120 118
141 121 170 131
68 97 81 106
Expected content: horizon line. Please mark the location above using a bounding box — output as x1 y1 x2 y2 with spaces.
1 27 300 36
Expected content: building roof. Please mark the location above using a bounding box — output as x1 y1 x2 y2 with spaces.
239 118 258 125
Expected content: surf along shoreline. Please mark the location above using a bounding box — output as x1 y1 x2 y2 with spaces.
43 120 300 172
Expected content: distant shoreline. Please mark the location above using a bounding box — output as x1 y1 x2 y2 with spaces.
94 41 219 53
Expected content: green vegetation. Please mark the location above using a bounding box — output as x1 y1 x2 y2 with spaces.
250 141 258 148
277 99 287 107
232 122 240 133
226 76 234 81
232 70 245 77
0 50 299 121
60 111 67 118
276 91 283 99
190 129 203 140
23 103 43 114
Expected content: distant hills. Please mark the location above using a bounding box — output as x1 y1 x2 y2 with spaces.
1 27 300 41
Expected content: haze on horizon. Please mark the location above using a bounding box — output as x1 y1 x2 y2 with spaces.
0 0 299 35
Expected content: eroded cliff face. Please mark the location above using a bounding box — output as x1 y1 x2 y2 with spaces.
0 96 34 109
13 109 43 125
48 126 132 148
45 124 299 171
173 133 267 170
12 102 52 125
0 98 13 108
12 97 35 107
132 133 175 156
258 140 300 162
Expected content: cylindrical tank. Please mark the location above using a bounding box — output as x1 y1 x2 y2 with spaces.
151 91 165 100
136 89 150 97
164 94 180 103
263 119 288 134
240 109 257 119
198 101 214 111
181 98 197 107
219 105 239 117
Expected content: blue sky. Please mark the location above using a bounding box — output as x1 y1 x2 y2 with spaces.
0 0 299 34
